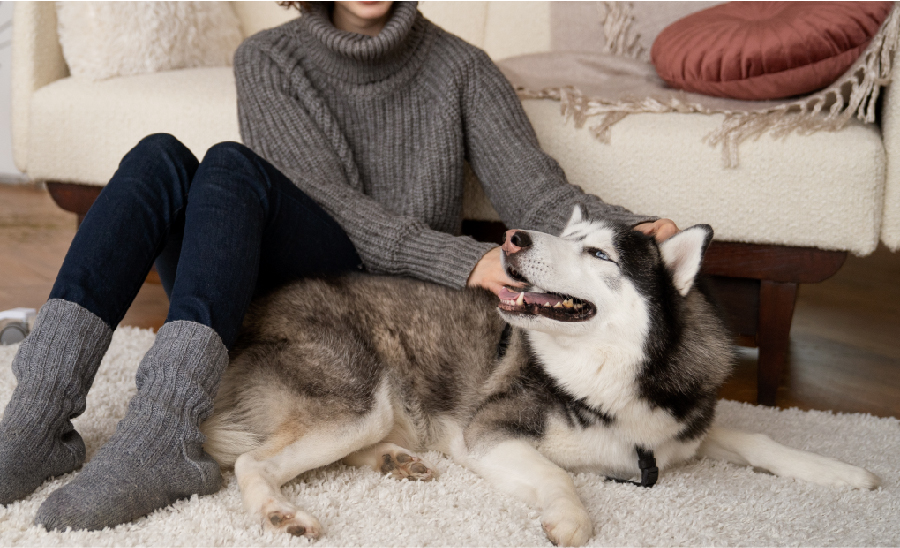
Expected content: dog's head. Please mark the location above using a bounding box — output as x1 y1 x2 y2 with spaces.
498 205 713 340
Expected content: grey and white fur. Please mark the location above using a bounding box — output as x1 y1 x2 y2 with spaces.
202 206 879 546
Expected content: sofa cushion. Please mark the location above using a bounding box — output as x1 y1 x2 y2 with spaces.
651 1 893 100
26 67 885 253
57 2 243 81
418 1 552 60
232 1 298 38
513 100 885 254
551 1 723 60
27 67 241 184
880 73 900 250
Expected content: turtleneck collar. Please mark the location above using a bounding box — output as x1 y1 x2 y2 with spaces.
297 1 427 85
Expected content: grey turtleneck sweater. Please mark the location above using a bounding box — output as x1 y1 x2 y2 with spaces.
234 2 652 289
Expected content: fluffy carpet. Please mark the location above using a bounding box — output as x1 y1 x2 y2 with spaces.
1 327 898 547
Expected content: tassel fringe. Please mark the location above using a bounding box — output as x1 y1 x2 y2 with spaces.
517 3 900 168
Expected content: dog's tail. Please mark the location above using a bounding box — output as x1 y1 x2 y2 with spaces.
201 411 262 468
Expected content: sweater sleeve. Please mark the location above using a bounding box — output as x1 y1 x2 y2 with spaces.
462 50 657 234
234 37 495 289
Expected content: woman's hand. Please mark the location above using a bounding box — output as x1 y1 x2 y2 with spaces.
467 246 525 297
634 218 679 241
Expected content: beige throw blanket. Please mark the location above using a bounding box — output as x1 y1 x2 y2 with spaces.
498 3 900 168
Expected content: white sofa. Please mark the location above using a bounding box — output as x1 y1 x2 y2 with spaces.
11 2 899 405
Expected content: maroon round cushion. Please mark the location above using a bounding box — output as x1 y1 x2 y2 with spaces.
650 1 894 101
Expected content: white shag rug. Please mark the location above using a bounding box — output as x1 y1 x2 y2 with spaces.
1 327 898 547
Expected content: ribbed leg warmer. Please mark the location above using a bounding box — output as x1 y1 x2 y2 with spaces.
0 299 113 505
35 320 229 531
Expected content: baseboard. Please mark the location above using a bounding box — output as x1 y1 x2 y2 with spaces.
0 174 33 186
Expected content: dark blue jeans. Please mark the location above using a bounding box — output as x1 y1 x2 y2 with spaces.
50 134 362 348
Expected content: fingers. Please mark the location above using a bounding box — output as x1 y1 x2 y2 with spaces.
655 221 679 241
503 274 527 288
485 281 507 297
486 265 525 298
634 219 680 242
467 246 525 297
478 278 517 298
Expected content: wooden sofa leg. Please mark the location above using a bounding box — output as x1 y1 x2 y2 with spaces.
46 181 103 227
46 180 161 284
756 280 799 406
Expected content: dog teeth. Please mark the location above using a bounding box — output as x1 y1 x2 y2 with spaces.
516 292 525 306
544 302 551 307
563 299 574 308
553 303 563 308
574 303 583 310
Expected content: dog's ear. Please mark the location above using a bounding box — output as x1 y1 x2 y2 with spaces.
566 204 586 227
659 224 713 296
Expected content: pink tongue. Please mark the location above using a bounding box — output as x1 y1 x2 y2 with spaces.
499 287 564 307
498 287 520 300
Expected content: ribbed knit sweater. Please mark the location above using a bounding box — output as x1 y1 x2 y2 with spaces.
234 2 652 289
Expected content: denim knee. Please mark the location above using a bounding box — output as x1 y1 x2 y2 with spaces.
107 133 199 197
197 141 272 203
203 140 255 161
131 133 196 167
202 142 264 177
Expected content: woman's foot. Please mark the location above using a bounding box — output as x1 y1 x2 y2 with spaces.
34 433 222 531
0 419 86 505
0 300 112 505
35 321 228 530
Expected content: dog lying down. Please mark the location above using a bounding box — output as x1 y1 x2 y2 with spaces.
202 206 879 546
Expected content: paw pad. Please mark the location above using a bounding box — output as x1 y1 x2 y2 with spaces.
269 512 287 526
286 525 307 536
380 451 436 481
263 508 322 539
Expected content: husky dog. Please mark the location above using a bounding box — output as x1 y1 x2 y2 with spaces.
202 207 879 546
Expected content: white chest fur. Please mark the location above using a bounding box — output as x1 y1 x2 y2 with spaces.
536 414 703 479
527 332 701 477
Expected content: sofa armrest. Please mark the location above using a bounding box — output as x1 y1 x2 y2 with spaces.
11 1 68 174
881 75 900 250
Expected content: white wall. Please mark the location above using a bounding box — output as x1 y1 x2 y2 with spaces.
0 1 24 181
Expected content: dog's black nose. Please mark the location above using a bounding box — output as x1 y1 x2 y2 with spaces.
510 231 532 249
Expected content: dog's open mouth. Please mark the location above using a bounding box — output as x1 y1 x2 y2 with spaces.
498 267 596 322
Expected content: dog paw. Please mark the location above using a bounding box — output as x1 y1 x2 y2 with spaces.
541 498 593 547
379 450 437 481
781 453 881 490
818 462 881 490
856 469 881 490
264 507 322 539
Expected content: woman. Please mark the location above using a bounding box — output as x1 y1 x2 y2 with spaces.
0 1 677 531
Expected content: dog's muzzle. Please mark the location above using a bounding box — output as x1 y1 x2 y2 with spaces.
497 286 596 322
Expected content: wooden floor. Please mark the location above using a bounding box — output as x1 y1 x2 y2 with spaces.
1 183 898 418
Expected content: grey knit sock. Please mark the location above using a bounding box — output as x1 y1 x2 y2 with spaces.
0 299 113 505
35 321 228 531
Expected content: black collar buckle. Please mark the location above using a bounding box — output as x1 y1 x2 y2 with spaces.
636 446 658 488
606 446 659 488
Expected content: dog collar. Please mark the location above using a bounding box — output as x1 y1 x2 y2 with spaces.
607 446 659 488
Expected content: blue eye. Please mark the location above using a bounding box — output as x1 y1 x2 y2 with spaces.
587 247 612 262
